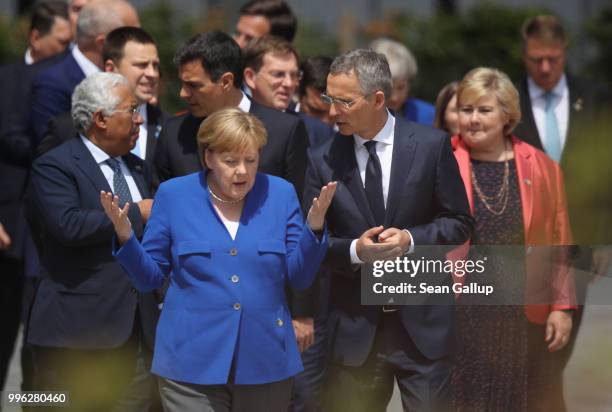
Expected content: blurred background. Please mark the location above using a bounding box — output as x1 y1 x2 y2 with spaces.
1 0 611 113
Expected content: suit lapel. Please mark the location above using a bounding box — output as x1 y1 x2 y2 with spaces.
71 138 112 193
329 134 377 227
563 74 582 164
123 154 150 198
385 119 417 226
516 78 544 150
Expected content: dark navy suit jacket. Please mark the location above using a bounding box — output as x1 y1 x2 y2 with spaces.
30 52 85 145
304 116 473 365
295 112 334 149
26 137 158 349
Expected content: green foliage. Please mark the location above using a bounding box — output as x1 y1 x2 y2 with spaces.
0 14 29 64
383 3 549 101
584 8 612 88
294 21 339 59
140 2 199 114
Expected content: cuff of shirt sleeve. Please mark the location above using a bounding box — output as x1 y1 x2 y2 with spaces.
350 239 364 265
403 229 415 254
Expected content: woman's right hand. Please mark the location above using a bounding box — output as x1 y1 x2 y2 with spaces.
100 191 133 245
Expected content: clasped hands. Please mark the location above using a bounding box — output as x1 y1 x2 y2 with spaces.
356 226 411 263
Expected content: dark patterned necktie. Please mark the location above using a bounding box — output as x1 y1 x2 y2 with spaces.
364 140 385 226
106 158 133 207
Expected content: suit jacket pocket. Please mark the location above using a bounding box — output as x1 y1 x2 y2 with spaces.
257 239 287 283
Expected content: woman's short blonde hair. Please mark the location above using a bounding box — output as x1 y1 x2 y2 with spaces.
457 67 521 135
197 108 268 156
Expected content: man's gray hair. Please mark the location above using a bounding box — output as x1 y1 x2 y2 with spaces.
71 72 128 134
329 49 393 100
369 38 418 81
76 0 124 42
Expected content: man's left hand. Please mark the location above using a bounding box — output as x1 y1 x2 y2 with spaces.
292 317 314 352
377 227 411 254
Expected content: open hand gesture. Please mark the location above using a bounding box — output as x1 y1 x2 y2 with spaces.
100 191 132 245
307 181 337 232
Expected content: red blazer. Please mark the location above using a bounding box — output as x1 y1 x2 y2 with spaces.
451 135 576 324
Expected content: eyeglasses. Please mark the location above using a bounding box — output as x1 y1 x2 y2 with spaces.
110 105 140 119
320 92 367 110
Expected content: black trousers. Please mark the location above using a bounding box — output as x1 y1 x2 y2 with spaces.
324 311 452 412
0 258 24 391
158 377 293 412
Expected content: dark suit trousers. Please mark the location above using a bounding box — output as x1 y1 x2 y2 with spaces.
0 258 24 391
31 314 158 412
324 311 452 412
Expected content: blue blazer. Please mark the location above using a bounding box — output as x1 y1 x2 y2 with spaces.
115 172 328 385
400 97 435 126
30 52 85 145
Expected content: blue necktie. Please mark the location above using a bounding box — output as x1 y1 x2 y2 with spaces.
364 140 385 226
106 158 133 207
544 91 562 162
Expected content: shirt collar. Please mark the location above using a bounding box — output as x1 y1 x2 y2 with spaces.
527 73 567 100
138 103 148 123
24 48 34 65
80 134 112 165
238 92 252 112
353 110 395 148
72 45 101 77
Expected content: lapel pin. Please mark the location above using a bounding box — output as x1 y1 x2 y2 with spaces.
573 98 583 112
524 178 531 186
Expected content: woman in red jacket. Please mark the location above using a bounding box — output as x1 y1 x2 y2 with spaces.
451 67 575 411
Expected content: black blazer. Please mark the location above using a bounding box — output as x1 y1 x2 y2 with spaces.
153 100 309 198
36 104 168 167
0 53 68 260
26 137 158 349
514 74 612 246
304 117 473 365
293 111 334 149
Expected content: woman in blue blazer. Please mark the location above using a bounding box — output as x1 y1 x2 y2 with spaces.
101 108 336 411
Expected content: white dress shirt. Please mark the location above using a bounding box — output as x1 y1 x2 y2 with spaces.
348 111 414 264
527 74 569 151
132 103 148 160
24 48 34 65
80 135 143 202
72 45 101 77
237 92 252 112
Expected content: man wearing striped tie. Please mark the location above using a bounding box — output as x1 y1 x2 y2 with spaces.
514 14 612 410
27 72 159 411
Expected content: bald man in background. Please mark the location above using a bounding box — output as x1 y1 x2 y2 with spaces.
30 0 139 144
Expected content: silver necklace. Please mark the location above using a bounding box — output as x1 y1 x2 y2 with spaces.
208 186 244 204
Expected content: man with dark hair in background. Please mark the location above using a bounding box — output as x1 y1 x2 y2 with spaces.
234 0 297 49
0 0 70 393
154 30 308 196
298 56 334 126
